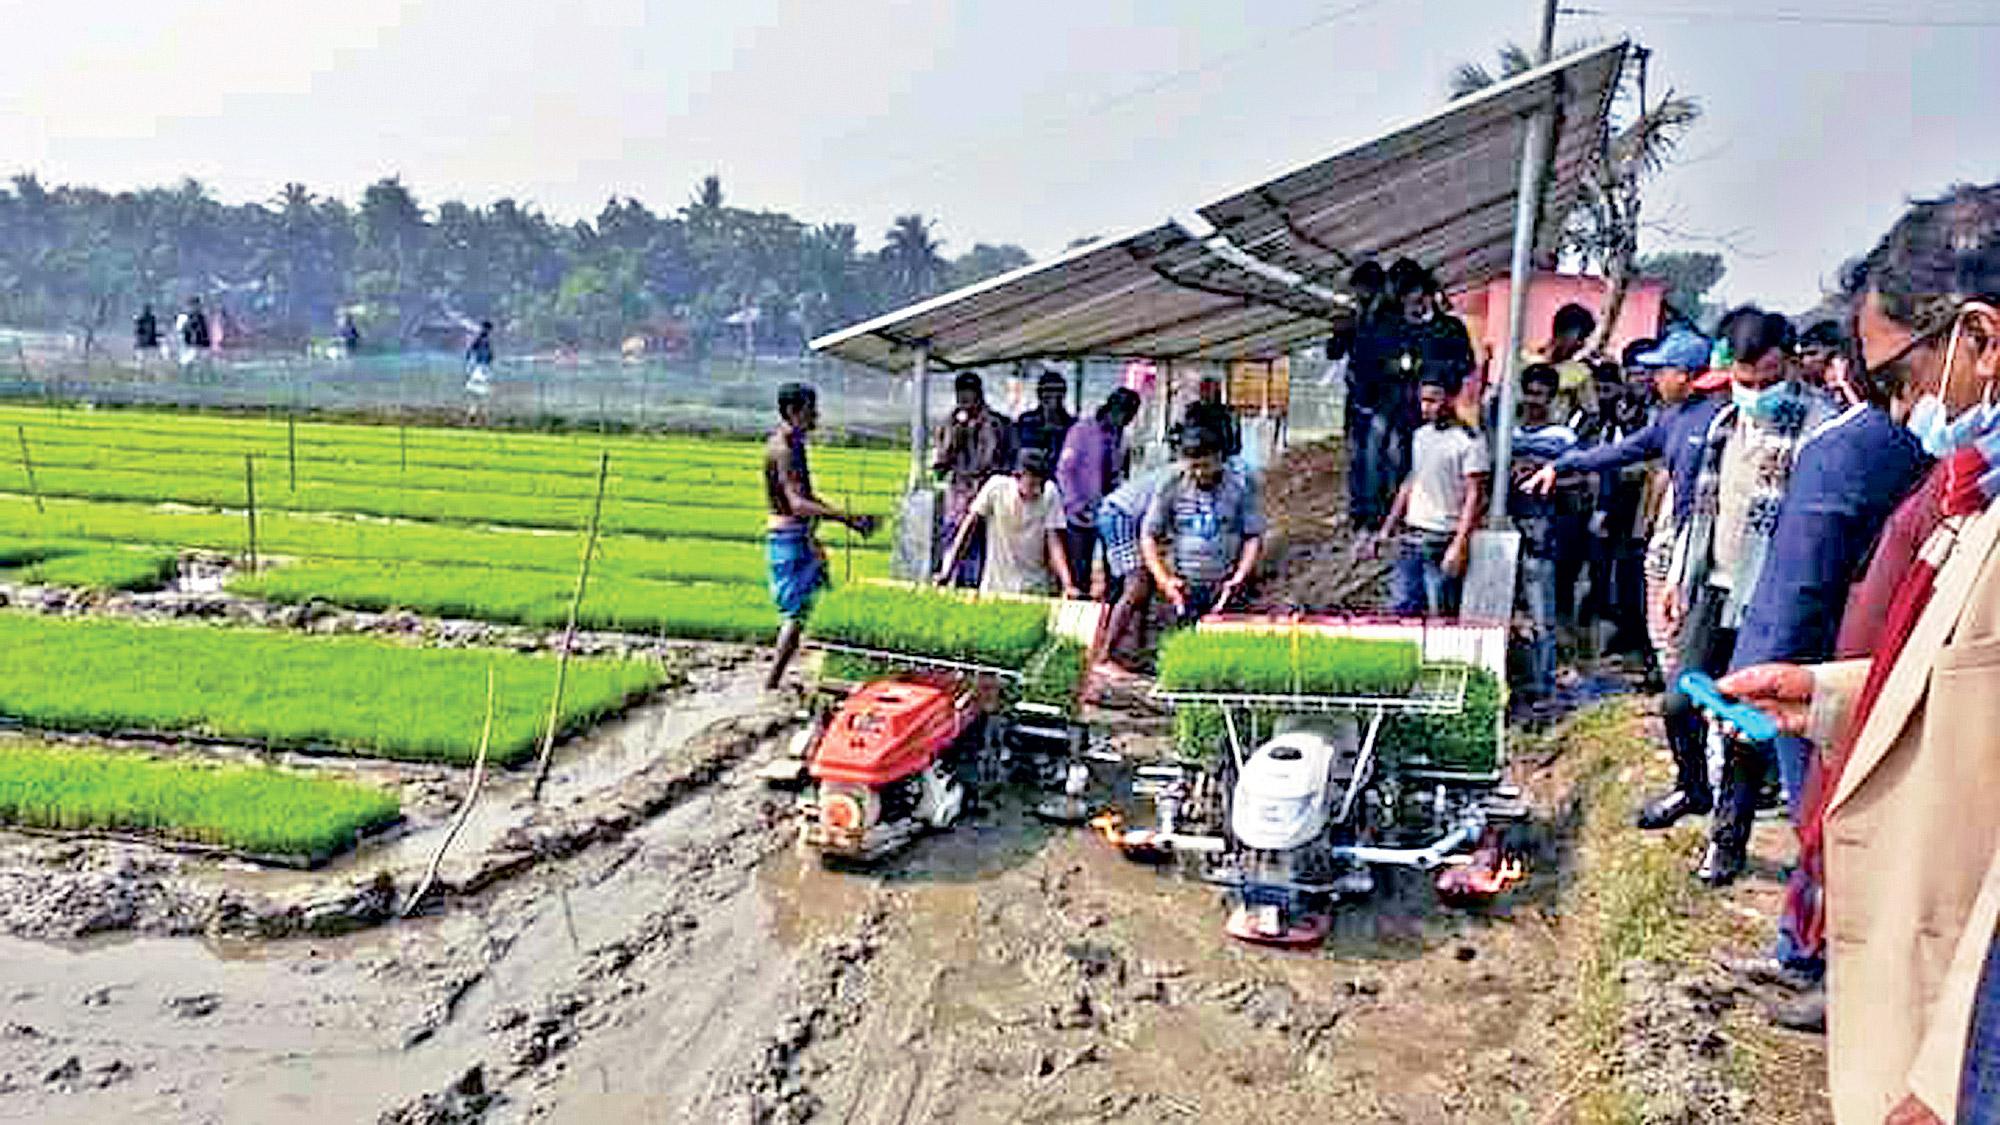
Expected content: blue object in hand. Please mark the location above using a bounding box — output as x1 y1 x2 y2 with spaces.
1676 671 1781 745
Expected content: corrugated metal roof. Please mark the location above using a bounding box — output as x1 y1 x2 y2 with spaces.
813 40 1628 372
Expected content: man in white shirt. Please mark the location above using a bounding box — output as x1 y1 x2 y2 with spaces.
934 449 1079 598
1373 374 1489 617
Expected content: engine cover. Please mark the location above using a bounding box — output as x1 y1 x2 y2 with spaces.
1230 729 1341 852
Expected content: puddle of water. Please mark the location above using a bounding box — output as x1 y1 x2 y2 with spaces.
758 849 871 947
166 556 230 595
0 930 465 1123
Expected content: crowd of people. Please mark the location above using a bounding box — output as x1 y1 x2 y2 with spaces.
927 367 1266 671
756 179 2000 1123
761 363 1266 690
1348 184 2000 1124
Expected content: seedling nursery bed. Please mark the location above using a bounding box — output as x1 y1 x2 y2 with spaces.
0 612 666 766
0 738 402 867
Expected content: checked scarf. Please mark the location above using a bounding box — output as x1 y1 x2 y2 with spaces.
1678 393 1828 628
1785 429 2000 963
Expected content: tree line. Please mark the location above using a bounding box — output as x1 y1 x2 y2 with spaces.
0 172 1033 357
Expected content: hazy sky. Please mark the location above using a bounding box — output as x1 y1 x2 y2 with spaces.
9 1 1998 312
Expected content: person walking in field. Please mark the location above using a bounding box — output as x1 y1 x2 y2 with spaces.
763 383 877 690
133 304 160 367
465 320 495 422
934 448 1079 598
174 296 211 374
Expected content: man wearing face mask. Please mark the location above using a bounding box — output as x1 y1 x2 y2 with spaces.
1714 296 1931 1024
1714 182 2000 1124
1638 307 1837 840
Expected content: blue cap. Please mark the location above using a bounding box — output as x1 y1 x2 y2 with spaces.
1633 329 1711 371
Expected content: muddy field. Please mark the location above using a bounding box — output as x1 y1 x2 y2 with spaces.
0 440 1828 1124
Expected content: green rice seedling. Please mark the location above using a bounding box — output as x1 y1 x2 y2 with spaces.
15 545 177 591
1014 639 1086 715
0 495 889 588
1154 631 1421 697
1170 704 1283 764
0 405 903 483
0 460 827 545
0 613 663 765
809 586 1049 669
232 559 785 642
816 651 894 684
0 537 177 591
0 741 400 861
1379 664 1504 773
16 439 905 504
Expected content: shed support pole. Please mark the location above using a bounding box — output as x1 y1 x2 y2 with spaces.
1075 358 1088 417
909 346 930 488
1489 0 1561 526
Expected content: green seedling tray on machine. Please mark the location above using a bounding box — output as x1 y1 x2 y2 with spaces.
1152 617 1507 779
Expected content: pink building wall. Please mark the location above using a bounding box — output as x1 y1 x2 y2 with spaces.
1450 272 1667 367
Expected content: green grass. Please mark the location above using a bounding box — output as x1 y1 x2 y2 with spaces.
809 586 1050 669
0 740 400 861
0 612 665 764
1154 632 1422 696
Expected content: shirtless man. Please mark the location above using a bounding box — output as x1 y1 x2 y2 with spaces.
765 383 877 689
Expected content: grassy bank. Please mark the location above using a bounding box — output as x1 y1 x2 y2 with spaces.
1532 700 1825 1125
0 740 400 861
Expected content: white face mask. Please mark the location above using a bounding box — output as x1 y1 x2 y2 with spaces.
1906 307 1997 456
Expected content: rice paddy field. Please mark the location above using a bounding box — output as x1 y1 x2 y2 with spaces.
0 403 906 860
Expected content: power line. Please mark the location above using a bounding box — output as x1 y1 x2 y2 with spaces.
847 0 1393 199
1561 5 2000 28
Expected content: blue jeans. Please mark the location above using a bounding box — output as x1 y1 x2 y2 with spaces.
1391 531 1460 618
1348 410 1408 529
1518 552 1558 697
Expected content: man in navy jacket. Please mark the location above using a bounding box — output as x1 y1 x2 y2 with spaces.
1708 395 1928 887
1525 330 1725 544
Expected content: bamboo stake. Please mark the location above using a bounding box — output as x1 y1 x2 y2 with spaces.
15 426 42 514
400 666 496 918
243 454 258 573
530 451 612 802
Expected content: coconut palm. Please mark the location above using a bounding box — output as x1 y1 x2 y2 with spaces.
880 214 946 304
1449 44 1700 352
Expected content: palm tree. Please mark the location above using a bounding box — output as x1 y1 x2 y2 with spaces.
1447 43 1537 99
1449 44 1700 352
880 214 945 304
